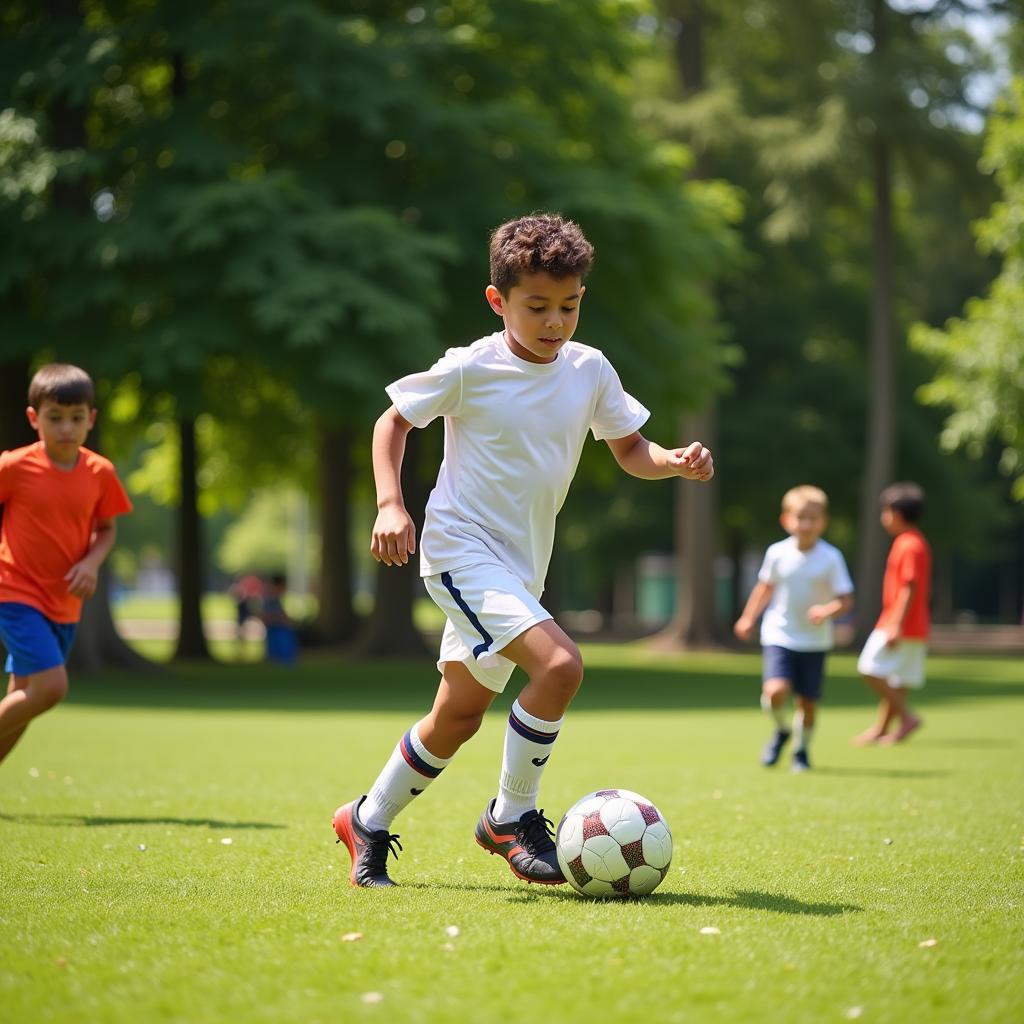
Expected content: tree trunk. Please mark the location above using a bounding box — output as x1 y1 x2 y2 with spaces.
654 0 722 649
0 359 35 453
652 409 721 648
855 0 895 640
359 429 429 657
314 424 359 645
173 416 211 660
67 419 154 672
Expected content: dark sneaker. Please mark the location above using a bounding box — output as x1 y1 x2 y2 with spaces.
791 749 811 773
474 801 565 885
761 729 791 767
333 796 401 888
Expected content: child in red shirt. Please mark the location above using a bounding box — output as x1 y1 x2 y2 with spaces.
0 364 132 766
853 482 931 746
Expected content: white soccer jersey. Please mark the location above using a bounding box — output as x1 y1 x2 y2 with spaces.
757 536 854 652
386 331 649 596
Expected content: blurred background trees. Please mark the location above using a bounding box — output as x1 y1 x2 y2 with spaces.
1 0 1020 666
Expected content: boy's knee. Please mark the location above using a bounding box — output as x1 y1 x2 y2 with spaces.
443 706 487 744
543 646 584 701
33 669 68 711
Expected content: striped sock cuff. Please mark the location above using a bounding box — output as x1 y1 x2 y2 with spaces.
508 700 563 745
399 726 450 779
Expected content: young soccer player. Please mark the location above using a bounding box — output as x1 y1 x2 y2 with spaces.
734 485 854 772
0 363 133 766
852 482 931 746
333 213 714 887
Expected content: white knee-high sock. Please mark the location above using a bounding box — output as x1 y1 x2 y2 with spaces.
360 723 451 832
492 699 563 823
761 692 789 730
793 711 814 753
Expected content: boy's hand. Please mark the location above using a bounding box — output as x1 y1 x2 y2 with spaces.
668 442 714 482
807 604 831 626
882 623 902 647
371 503 417 566
733 617 755 642
65 560 99 599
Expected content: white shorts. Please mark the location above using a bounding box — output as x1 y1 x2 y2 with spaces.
423 563 552 693
857 629 928 689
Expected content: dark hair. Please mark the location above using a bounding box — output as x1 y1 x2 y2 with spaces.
28 363 95 409
880 481 925 522
269 573 287 587
489 213 594 296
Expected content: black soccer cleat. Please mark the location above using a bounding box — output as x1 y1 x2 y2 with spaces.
791 749 811 773
474 800 565 885
333 796 402 888
761 729 792 767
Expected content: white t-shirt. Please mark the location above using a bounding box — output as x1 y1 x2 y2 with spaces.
386 331 649 596
758 536 854 652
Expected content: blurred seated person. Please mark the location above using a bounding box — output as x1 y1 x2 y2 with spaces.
262 573 297 665
229 573 263 651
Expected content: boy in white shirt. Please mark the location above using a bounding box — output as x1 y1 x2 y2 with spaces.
734 486 854 773
333 213 715 887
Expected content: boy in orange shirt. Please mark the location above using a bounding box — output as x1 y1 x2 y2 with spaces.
853 482 931 746
0 364 133 766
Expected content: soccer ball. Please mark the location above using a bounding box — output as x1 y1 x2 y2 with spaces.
555 789 672 898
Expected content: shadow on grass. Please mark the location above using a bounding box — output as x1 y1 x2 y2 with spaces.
62 654 1024 715
814 767 950 779
506 887 861 916
0 811 284 829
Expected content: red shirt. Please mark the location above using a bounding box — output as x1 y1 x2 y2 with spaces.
0 442 133 623
876 527 931 639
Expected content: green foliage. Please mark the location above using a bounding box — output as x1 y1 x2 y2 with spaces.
217 488 320 576
912 79 1024 499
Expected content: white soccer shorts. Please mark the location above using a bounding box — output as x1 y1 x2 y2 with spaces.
423 562 552 693
857 628 927 689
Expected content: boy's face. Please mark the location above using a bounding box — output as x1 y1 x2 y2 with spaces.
485 271 585 364
780 501 827 546
880 506 905 535
27 399 96 465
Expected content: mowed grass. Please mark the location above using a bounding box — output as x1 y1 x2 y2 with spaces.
1 647 1022 1024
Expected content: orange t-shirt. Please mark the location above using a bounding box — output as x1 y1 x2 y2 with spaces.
876 527 931 639
0 442 133 624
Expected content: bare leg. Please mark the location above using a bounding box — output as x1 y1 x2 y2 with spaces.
877 687 922 745
417 661 497 758
501 619 584 720
852 674 894 745
0 667 68 765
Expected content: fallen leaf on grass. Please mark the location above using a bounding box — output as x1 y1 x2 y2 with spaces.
845 1008 863 1020
341 933 363 943
699 926 721 936
918 938 938 948
440 943 456 952
445 925 460 938
360 992 383 1004
220 838 233 846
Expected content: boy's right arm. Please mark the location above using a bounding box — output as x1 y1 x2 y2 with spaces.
370 406 418 567
734 581 774 641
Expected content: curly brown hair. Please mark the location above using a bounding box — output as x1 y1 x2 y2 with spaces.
489 213 594 296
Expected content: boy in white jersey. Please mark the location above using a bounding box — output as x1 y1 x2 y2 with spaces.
734 486 854 773
333 213 715 887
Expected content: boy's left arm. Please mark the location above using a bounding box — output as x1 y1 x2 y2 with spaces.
66 518 117 599
605 432 714 482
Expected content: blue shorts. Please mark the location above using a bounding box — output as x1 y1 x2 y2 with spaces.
762 646 826 701
0 602 77 676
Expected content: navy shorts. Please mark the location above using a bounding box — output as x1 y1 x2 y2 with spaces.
0 602 77 676
762 645 826 701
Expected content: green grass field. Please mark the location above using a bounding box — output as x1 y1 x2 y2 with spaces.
2 647 1022 1024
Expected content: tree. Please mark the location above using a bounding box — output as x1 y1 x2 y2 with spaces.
912 78 1024 500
